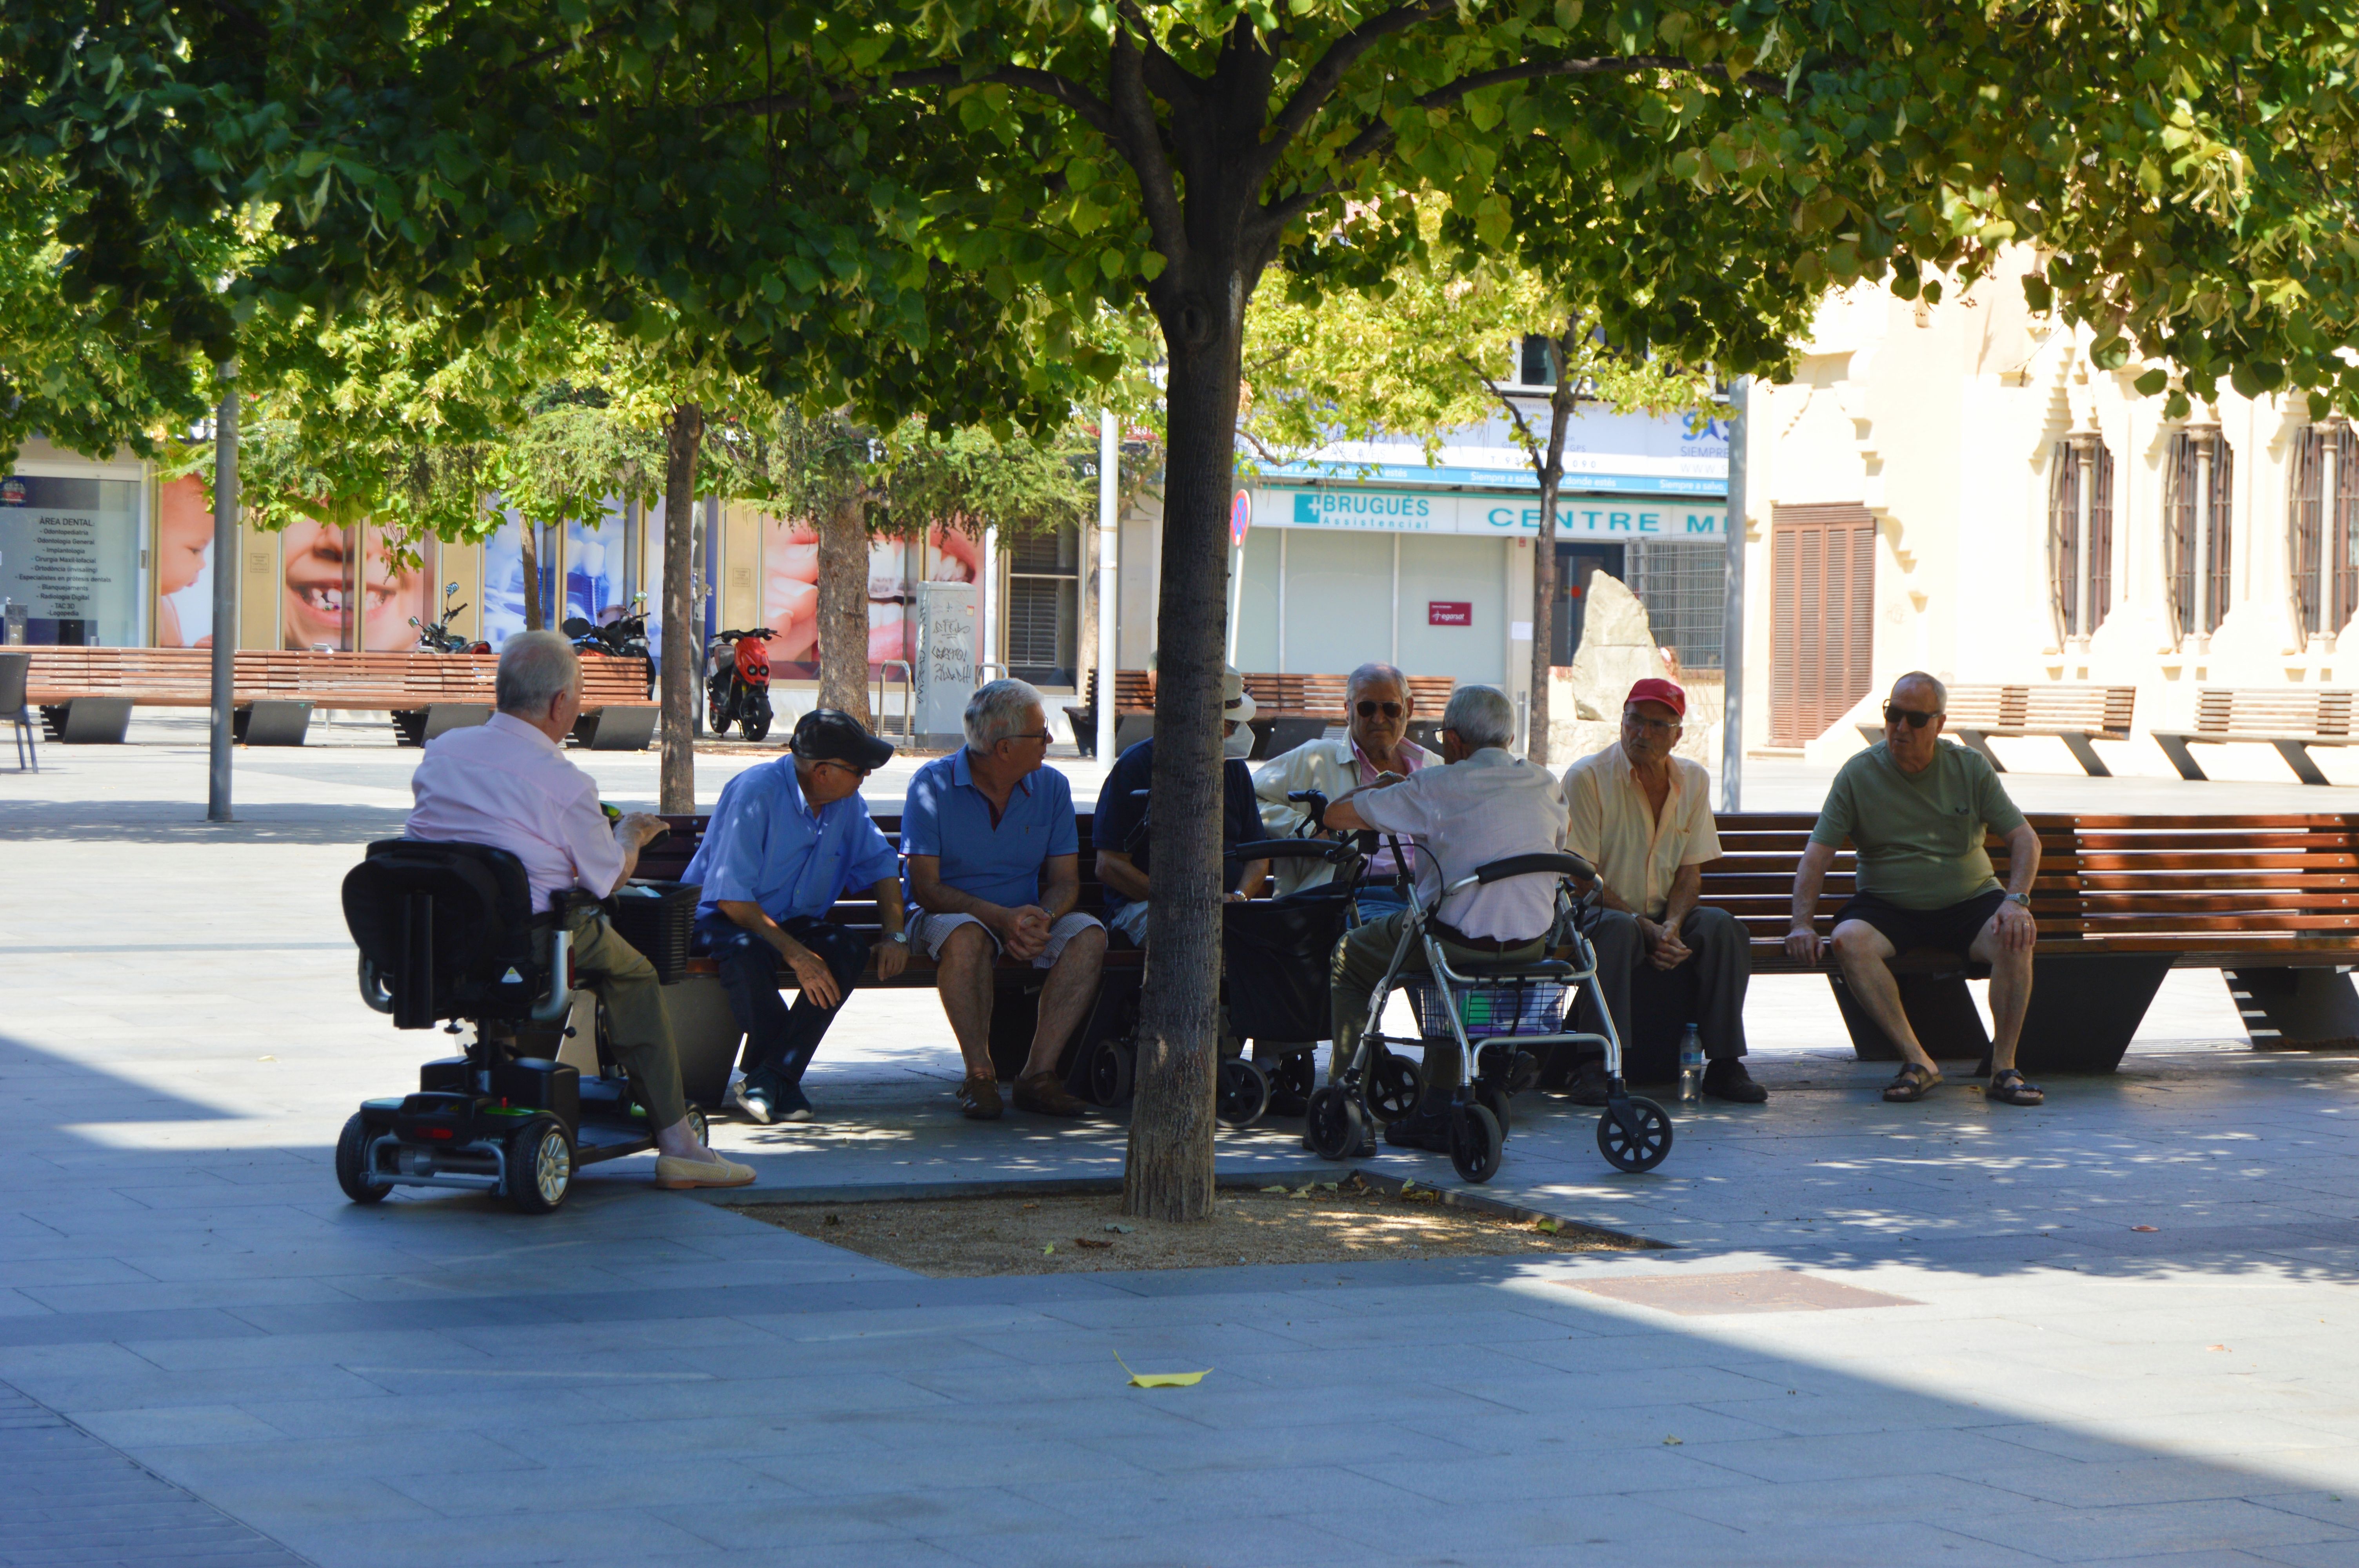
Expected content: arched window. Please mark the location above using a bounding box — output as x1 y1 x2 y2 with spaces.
2290 423 2357 643
2046 437 2115 639
2163 428 2233 640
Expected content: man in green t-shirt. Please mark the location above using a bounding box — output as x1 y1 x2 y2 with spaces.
1786 672 2046 1106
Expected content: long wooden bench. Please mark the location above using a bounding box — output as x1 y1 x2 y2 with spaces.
1066 669 1458 760
22 646 656 748
632 808 1146 1104
1856 684 2136 777
2152 688 2355 785
1707 812 2359 1074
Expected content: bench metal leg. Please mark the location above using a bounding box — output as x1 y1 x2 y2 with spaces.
662 974 747 1107
45 697 133 743
2272 738 2332 786
2152 733 2208 780
1828 971 1992 1064
2056 731 2112 777
1949 728 2005 773
2226 967 2359 1049
2015 953 2171 1075
581 705 658 751
233 699 313 746
421 703 493 741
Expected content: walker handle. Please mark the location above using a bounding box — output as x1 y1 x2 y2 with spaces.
1472 851 1596 884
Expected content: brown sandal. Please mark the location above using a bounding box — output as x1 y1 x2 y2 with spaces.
1882 1063 1943 1102
1986 1068 2045 1106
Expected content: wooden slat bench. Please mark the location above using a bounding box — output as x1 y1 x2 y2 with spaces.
22 646 656 748
1064 669 1457 760
1856 684 2136 777
2151 688 2356 785
1707 811 2359 1074
1061 669 1156 757
632 808 1144 1105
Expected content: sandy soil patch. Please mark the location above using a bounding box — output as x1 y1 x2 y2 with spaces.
734 1177 1641 1277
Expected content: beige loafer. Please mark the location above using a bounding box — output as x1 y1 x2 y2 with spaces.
654 1153 756 1190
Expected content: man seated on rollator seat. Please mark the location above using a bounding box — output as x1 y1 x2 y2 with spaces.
404 630 753 1191
1786 671 2045 1107
1560 678 1766 1106
687 710 907 1127
1320 684 1570 1154
903 679 1105 1122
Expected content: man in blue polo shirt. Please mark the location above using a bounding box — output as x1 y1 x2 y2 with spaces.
903 678 1104 1120
687 710 906 1125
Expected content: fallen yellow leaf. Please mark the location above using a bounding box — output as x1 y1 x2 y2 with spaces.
1116 1352 1209 1389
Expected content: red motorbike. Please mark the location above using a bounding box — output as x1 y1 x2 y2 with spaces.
705 628 775 740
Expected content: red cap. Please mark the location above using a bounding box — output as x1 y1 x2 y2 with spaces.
1625 678 1687 717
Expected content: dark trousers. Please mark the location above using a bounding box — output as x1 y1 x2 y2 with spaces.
693 913 871 1088
1572 904 1750 1063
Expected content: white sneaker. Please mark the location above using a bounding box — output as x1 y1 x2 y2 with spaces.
727 1078 774 1125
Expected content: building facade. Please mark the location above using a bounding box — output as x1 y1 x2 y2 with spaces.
1736 256 2359 784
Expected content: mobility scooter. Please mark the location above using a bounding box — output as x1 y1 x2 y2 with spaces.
336 838 707 1213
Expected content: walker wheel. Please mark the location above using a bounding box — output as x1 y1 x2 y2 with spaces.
1268 1053 1316 1117
1478 1083 1513 1138
1449 1103 1503 1184
335 1113 391 1203
1087 1037 1136 1107
1217 1058 1270 1129
1367 1053 1421 1125
508 1115 574 1214
684 1107 709 1147
1596 1096 1674 1174
1305 1087 1365 1161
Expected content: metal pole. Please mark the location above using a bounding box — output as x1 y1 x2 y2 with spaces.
1718 376 1749 813
1096 410 1118 762
207 364 238 822
981 524 999 683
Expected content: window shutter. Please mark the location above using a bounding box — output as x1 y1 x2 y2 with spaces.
1771 503 1877 745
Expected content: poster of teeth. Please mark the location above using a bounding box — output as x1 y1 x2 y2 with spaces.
0 475 141 646
277 519 434 651
477 510 629 650
759 521 981 681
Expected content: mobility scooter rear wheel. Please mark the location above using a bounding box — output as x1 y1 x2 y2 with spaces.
1304 1087 1365 1161
508 1114 574 1214
335 1113 391 1204
1448 1103 1504 1184
1086 1036 1135 1107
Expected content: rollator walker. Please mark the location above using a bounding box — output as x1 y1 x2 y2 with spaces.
335 839 709 1214
1294 795 1676 1182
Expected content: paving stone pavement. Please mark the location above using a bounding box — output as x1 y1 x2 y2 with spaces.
5 730 2359 1565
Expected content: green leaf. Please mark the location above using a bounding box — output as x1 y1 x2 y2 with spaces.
2134 367 2169 396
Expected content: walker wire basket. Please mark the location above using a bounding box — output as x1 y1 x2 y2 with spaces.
1407 978 1565 1041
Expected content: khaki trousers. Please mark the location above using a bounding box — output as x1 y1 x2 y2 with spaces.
527 908 687 1130
1329 911 1547 1091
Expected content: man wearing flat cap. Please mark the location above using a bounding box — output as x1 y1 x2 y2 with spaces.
1559 678 1764 1105
687 710 907 1124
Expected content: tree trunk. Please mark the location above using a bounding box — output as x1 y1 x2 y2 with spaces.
659 403 704 815
814 488 874 726
519 521 543 633
1524 328 1582 766
1124 265 1256 1224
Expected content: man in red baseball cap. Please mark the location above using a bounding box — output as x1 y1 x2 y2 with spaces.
1557 677 1765 1104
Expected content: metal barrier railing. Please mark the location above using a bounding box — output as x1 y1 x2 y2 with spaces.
872 659 914 738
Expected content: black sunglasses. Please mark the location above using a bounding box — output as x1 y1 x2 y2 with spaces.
1883 706 1943 729
1355 701 1404 719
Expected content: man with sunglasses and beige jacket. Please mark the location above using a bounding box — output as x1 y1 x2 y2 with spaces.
1786 672 2046 1107
1253 662 1441 912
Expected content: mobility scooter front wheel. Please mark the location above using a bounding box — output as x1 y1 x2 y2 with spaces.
335 1113 392 1204
508 1115 574 1214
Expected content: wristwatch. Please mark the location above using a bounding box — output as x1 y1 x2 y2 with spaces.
887 930 910 946
2005 893 2030 907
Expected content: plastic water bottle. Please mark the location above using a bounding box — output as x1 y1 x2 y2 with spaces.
1678 1024 1704 1105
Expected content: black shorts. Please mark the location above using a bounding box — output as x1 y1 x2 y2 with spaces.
1832 888 2007 958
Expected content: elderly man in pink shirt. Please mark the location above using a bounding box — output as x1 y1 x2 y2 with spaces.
406 630 752 1190
1253 662 1439 913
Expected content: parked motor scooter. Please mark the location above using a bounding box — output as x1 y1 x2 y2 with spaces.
409 582 476 653
562 594 655 697
705 627 775 740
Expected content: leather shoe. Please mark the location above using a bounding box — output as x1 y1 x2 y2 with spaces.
1563 1056 1612 1107
1383 1109 1450 1152
957 1075 1003 1120
654 1153 756 1190
1012 1071 1092 1118
1701 1058 1768 1104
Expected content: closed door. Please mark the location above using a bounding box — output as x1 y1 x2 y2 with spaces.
1770 504 1876 745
